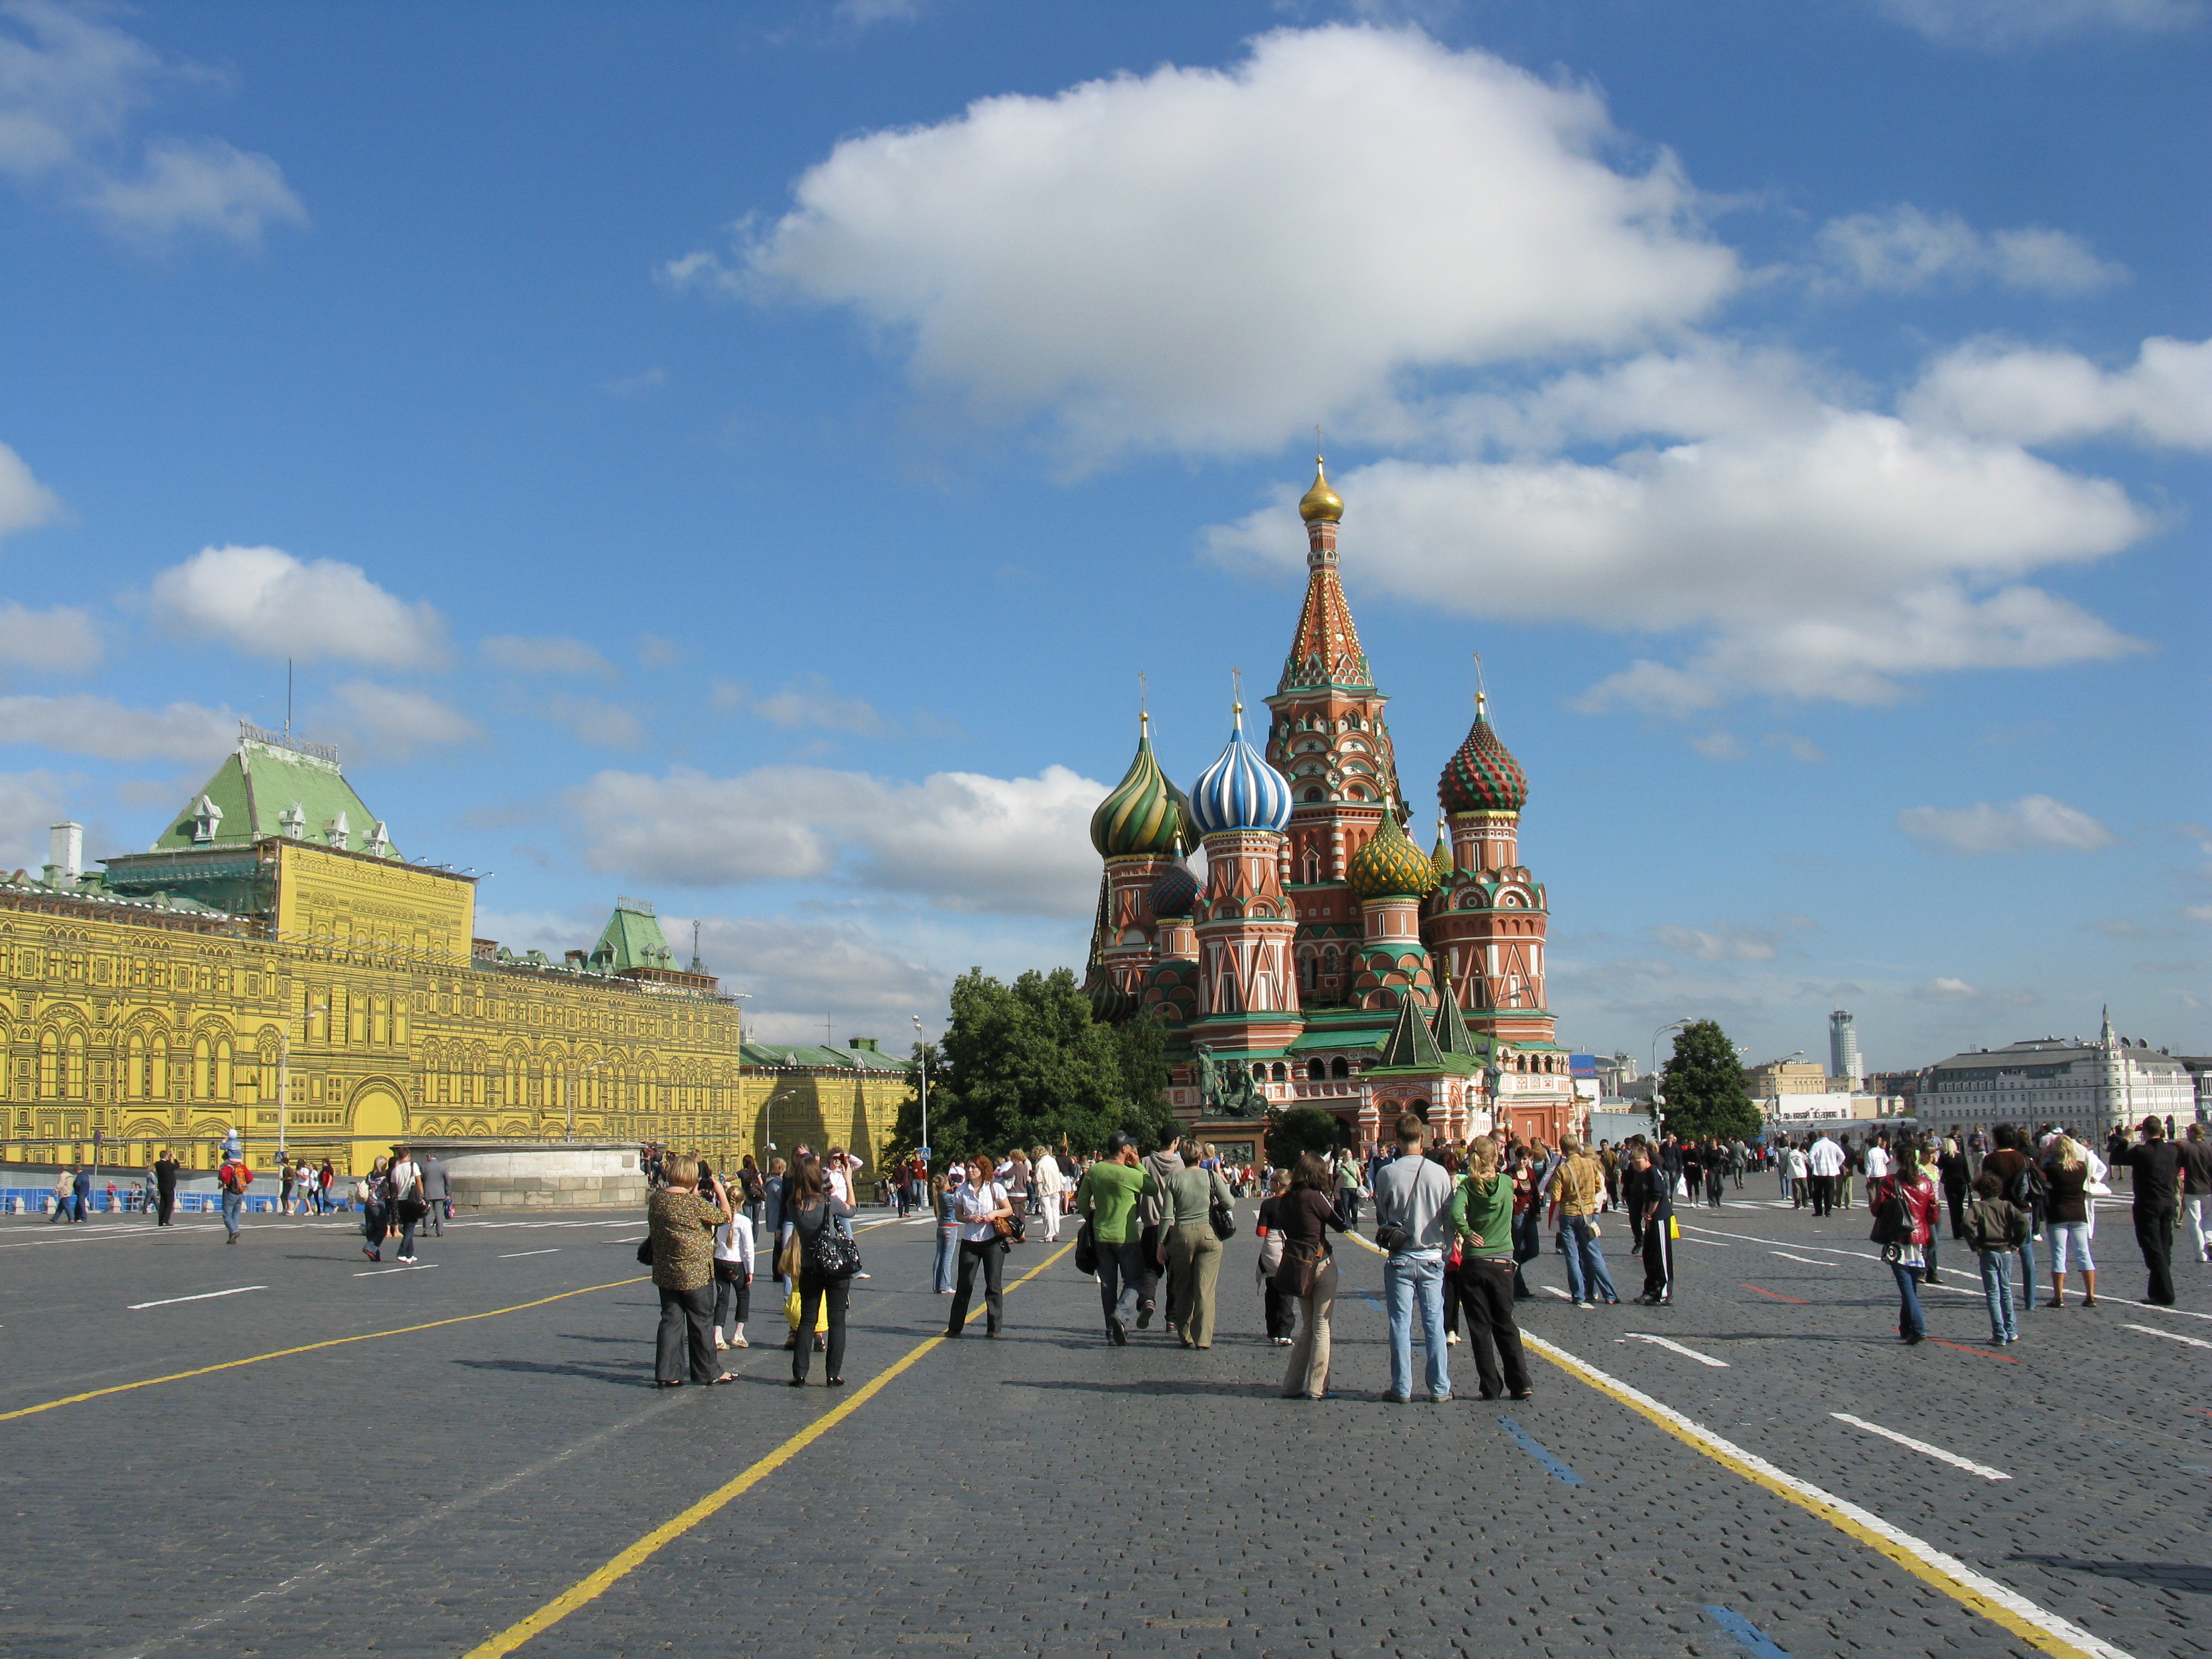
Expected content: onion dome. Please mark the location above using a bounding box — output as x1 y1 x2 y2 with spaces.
1347 809 1438 901
1188 703 1293 837
1438 692 1528 815
1149 860 1198 919
1298 456 1344 524
1089 715 1183 857
1430 822 1453 884
1087 975 1138 1025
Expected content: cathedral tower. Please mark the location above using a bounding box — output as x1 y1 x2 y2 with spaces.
1187 698 1301 1055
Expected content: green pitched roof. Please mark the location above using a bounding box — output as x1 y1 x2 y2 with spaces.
1432 994 1483 1062
151 737 396 859
1373 994 1445 1071
588 899 676 973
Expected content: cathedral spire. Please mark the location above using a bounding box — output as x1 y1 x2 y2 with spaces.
1278 457 1372 694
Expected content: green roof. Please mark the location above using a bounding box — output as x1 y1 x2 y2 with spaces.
151 737 397 860
741 1041 912 1073
588 898 676 973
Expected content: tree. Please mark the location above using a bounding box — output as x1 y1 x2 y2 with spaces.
1265 1105 1353 1172
886 968 1176 1164
1658 1019 1763 1141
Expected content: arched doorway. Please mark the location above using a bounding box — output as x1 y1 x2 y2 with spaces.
348 1081 408 1176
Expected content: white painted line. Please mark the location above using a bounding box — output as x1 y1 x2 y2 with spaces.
1681 1237 1732 1248
1627 1332 1729 1368
1525 1336 2131 1659
497 1249 560 1259
353 1263 440 1278
1830 1412 2010 1481
1770 1250 1833 1266
2124 1322 2212 1350
1542 1285 1572 1299
128 1285 267 1310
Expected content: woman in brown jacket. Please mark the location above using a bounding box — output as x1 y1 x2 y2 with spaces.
650 1153 734 1387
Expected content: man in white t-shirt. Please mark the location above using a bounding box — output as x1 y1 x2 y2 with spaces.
1863 1136 1892 1186
1804 1132 1845 1217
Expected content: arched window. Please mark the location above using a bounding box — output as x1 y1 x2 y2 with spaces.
1303 787 1323 803
194 1037 212 1098
1301 954 1317 992
1271 1062 1287 1083
152 1036 169 1101
1301 847 1320 883
65 1030 86 1099
214 1040 232 1100
127 1033 144 1100
1329 1056 1349 1080
1321 945 1339 979
1307 1058 1325 1082
37 1031 56 1099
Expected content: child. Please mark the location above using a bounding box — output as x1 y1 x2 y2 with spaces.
1962 1171 2030 1345
713 1202 754 1351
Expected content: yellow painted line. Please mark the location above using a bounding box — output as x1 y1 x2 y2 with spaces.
462 1241 1076 1659
1345 1225 2130 1659
1522 1334 2132 1659
0 1278 648 1425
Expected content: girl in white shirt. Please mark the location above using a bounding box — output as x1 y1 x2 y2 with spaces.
946 1154 1013 1339
713 1207 755 1349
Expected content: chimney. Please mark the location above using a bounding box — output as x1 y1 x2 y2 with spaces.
44 821 82 886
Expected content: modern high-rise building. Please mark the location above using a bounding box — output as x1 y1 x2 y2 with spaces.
1829 1009 1863 1091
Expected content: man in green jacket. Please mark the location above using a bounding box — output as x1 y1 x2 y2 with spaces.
1447 1136 1532 1400
1077 1131 1149 1346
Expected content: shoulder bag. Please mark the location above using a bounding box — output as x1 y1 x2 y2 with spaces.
1208 1174 1237 1241
1072 1219 1098 1276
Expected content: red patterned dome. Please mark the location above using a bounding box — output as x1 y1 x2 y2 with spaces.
1438 698 1527 815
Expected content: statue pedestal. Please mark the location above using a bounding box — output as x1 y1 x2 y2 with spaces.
437 1143 647 1212
1183 1119 1266 1174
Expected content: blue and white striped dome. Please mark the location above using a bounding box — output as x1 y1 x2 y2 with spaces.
1188 708 1292 837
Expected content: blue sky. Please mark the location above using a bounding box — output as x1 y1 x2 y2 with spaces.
0 0 2204 1067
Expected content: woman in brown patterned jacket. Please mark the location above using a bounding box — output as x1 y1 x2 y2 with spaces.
650 1153 734 1387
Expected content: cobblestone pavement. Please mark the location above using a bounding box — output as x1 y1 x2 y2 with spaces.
0 1190 2203 1659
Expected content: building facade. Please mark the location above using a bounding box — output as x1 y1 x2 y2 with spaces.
1084 462 1579 1149
1829 1009 1862 1091
1917 1010 2198 1135
2 732 906 1175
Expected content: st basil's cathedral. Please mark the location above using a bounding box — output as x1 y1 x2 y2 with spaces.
1084 461 1582 1151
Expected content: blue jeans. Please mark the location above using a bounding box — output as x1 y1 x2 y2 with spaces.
932 1225 958 1293
2015 1233 2037 1308
1561 1216 1617 1303
1888 1260 1925 1338
1977 1250 2016 1339
1094 1238 1144 1328
1383 1249 1450 1400
220 1193 243 1238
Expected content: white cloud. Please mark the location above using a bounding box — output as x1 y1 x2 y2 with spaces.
0 765 67 869
0 439 62 538
1814 205 2124 296
0 692 231 762
544 695 648 751
1898 794 2116 855
1688 732 1745 760
727 673 888 735
0 1 305 247
328 681 483 761
1650 915 1816 962
1211 351 2152 707
152 545 447 669
1767 733 1824 762
568 761 1104 915
681 25 1736 462
1870 0 2203 46
674 914 942 1035
0 599 98 670
600 366 666 397
481 634 615 677
1903 335 2212 450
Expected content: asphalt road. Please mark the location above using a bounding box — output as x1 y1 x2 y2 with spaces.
0 1186 2203 1659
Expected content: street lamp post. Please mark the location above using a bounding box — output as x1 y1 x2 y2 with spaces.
1650 1018 1690 1133
912 1014 930 1165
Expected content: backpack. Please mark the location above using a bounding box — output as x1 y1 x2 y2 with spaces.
2006 1160 2048 1213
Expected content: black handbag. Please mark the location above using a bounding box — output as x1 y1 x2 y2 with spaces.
634 1235 654 1265
808 1225 863 1281
1072 1220 1098 1275
1374 1220 1410 1253
1208 1196 1237 1241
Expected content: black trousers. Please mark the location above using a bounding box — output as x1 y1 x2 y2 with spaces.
156 1187 176 1225
712 1269 751 1333
1452 1256 1531 1397
948 1239 1005 1334
793 1270 849 1380
656 1282 718 1383
1808 1175 1835 1215
2136 1204 2177 1305
1945 1184 1968 1239
1642 1220 1673 1301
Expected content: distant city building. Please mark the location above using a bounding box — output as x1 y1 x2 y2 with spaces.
1744 1057 1832 1098
2180 1056 2212 1121
1864 1068 1926 1117
1829 1009 1863 1091
1919 1009 2197 1135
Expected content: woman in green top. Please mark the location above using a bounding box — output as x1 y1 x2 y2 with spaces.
1448 1136 1532 1400
1157 1144 1233 1349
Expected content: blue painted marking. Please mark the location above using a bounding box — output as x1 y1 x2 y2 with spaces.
1707 1605 1791 1658
1496 1416 1583 1486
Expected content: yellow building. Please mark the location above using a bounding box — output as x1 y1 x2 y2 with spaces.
1 729 908 1176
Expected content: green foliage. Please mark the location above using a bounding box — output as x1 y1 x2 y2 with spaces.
1658 1019 1764 1141
1265 1105 1353 1171
886 968 1176 1164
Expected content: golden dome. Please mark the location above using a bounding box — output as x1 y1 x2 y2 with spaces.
1298 456 1344 524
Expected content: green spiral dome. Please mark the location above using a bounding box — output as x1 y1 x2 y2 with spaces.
1090 721 1183 857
